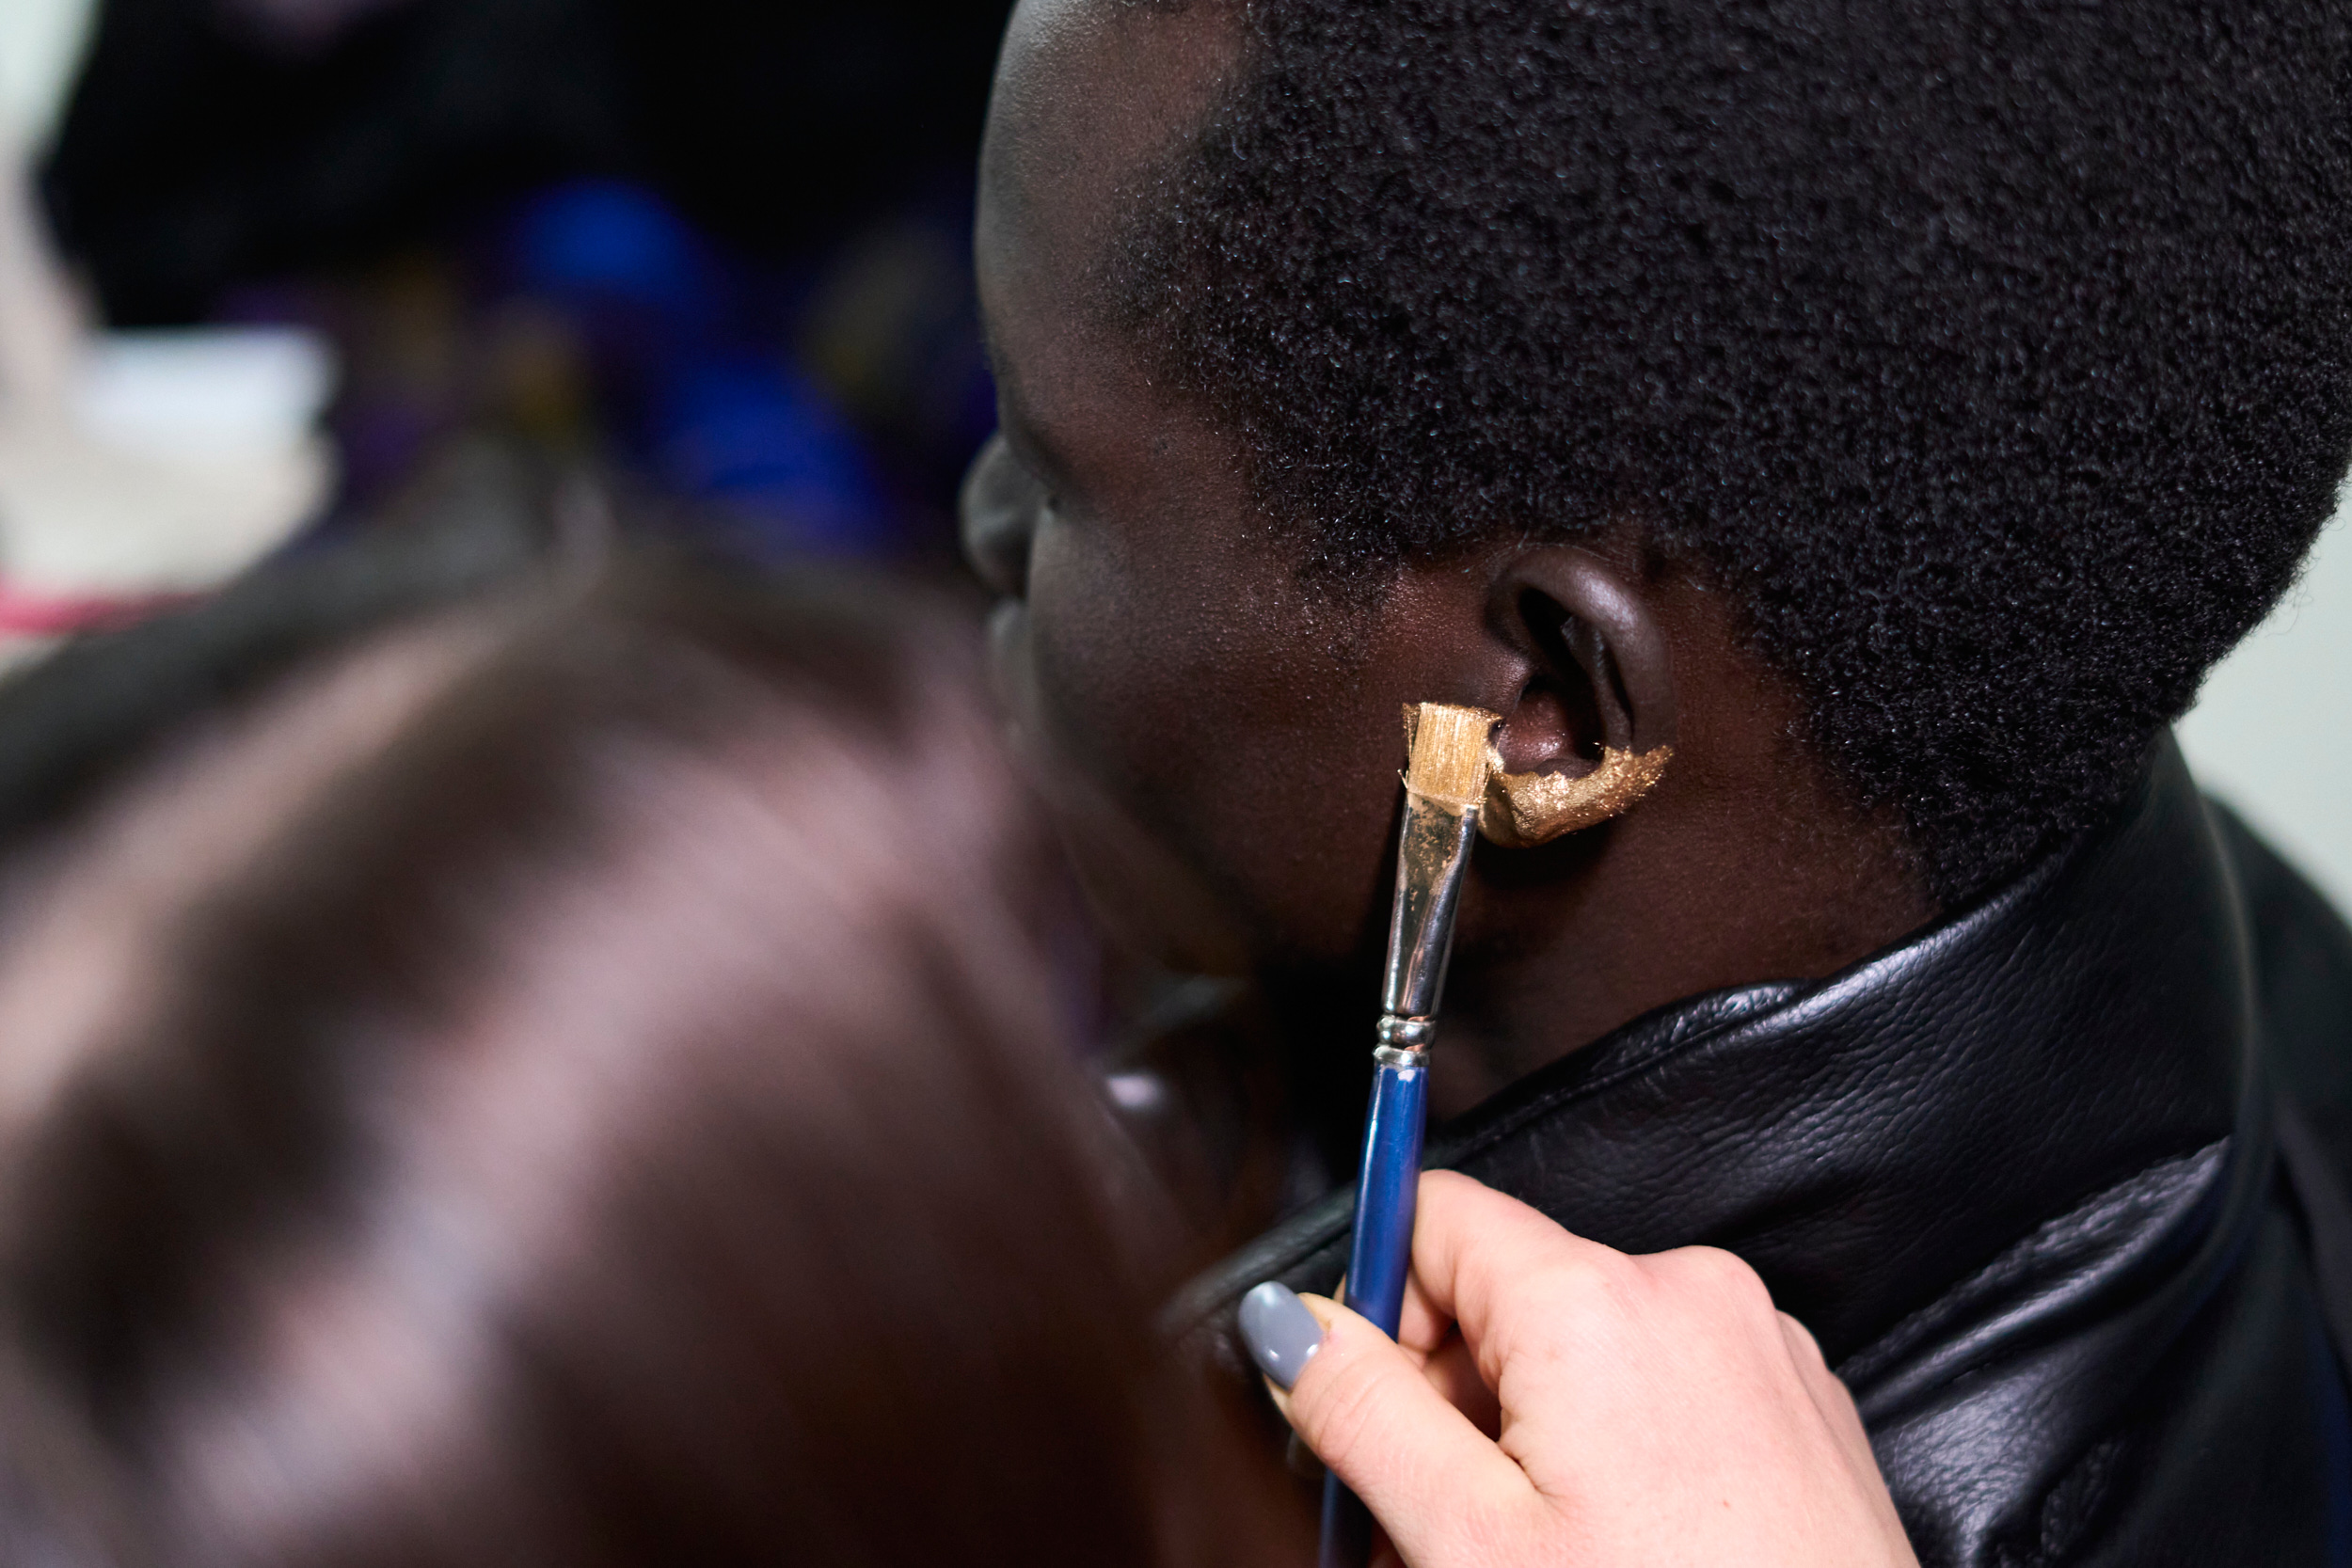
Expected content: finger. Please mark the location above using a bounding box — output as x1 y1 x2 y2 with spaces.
1396 1261 1456 1356
1343 1269 1454 1370
1776 1316 1915 1549
1408 1170 1630 1385
1777 1314 1879 1477
1275 1292 1537 1564
1420 1330 1502 1437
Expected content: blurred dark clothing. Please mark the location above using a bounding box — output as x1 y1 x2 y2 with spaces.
42 0 1014 325
1155 742 2352 1564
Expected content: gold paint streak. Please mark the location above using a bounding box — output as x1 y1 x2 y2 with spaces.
1479 745 1674 847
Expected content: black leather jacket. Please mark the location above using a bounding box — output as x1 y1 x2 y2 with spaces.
1165 740 2352 1565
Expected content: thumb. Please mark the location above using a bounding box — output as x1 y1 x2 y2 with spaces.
1242 1284 1534 1566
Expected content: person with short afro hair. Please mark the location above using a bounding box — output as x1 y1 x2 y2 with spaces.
961 1 2352 1560
1111 0 2352 906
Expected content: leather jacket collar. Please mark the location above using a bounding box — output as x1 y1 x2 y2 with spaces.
1168 738 2347 1564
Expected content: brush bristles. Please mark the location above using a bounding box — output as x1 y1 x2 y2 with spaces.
1405 703 1500 807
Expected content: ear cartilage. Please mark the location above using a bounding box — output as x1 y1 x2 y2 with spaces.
1481 743 1674 847
1322 702 1500 1568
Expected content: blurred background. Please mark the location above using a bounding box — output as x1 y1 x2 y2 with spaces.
0 0 2344 911
2181 514 2352 912
1 0 1007 610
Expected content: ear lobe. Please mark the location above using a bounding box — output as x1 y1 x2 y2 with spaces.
1481 548 1679 848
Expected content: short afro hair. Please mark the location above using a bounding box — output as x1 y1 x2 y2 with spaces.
1113 0 2352 905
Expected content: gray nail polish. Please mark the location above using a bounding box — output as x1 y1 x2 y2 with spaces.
1239 1280 1325 1389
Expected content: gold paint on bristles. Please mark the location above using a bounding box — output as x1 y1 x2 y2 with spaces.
1404 702 1501 807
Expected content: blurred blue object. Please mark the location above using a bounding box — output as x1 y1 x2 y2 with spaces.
510 180 719 337
505 182 896 559
655 358 893 558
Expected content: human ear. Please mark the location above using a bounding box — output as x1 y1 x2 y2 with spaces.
960 432 1044 599
1477 547 1679 848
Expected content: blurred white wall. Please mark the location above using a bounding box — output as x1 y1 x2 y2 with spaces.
0 0 332 661
2180 495 2352 913
0 0 99 150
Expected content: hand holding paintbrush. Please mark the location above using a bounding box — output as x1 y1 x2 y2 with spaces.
1318 701 1500 1568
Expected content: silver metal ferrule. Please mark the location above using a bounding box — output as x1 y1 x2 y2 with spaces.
1372 1043 1427 1072
1380 789 1481 1024
1376 1014 1437 1051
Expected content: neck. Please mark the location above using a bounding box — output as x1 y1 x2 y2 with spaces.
1249 791 1931 1193
1426 761 1935 1121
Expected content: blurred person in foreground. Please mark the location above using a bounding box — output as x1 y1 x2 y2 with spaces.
0 550 1924 1566
0 559 1287 1565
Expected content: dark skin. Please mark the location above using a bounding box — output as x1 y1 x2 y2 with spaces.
963 0 1934 1136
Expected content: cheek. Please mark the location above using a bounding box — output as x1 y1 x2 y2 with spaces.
1021 510 1227 798
1016 512 1408 966
1020 514 1168 769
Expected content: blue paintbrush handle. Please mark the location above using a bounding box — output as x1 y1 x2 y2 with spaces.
1320 1470 1376 1568
1320 1048 1431 1568
1344 1051 1430 1335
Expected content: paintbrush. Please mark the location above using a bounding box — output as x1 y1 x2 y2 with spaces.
1321 701 1501 1568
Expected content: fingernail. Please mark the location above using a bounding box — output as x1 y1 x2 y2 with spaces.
1239 1281 1325 1389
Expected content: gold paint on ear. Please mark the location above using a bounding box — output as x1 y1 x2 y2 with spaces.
1401 705 1670 848
1479 745 1672 847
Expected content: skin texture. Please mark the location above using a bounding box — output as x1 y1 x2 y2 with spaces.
1267 1173 1920 1568
964 0 1936 1124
